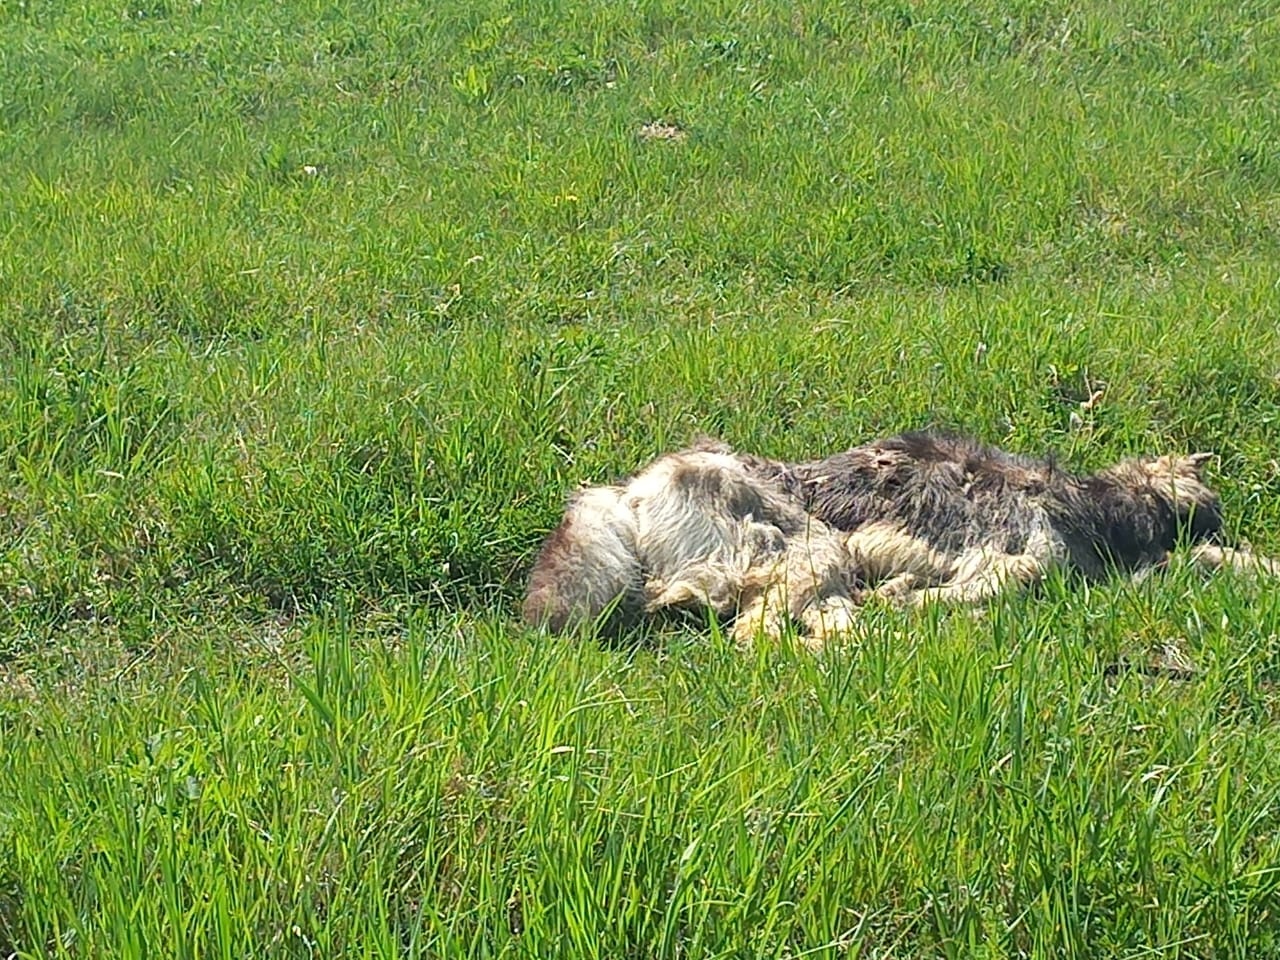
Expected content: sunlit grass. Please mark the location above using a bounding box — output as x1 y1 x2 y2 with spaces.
3 0 1280 956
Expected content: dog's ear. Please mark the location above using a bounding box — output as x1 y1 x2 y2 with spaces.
1186 451 1215 475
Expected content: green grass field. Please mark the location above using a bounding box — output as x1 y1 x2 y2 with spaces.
4 0 1280 955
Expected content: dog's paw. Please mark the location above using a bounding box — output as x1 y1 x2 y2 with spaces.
868 573 920 604
644 577 696 611
800 597 859 647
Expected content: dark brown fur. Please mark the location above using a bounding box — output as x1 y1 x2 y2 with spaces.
788 430 1223 581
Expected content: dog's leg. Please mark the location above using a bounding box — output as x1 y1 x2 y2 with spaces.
645 550 787 619
777 522 863 645
644 558 746 616
730 519 859 652
730 590 788 649
1129 552 1171 584
1189 543 1280 580
902 528 1068 608
869 571 922 599
904 549 1049 607
844 522 955 588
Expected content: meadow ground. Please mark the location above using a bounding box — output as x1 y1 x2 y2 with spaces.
3 0 1280 956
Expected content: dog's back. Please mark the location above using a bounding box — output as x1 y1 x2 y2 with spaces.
794 430 1228 579
794 431 1058 555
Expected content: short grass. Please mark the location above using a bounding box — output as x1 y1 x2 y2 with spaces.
3 0 1280 956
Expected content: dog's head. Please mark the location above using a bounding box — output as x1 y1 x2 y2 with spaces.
1134 451 1222 540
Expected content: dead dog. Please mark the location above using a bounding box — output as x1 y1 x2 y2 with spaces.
521 440 860 648
523 430 1277 646
790 430 1277 606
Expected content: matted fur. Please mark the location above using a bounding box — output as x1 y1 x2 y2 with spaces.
789 430 1240 605
524 430 1276 645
